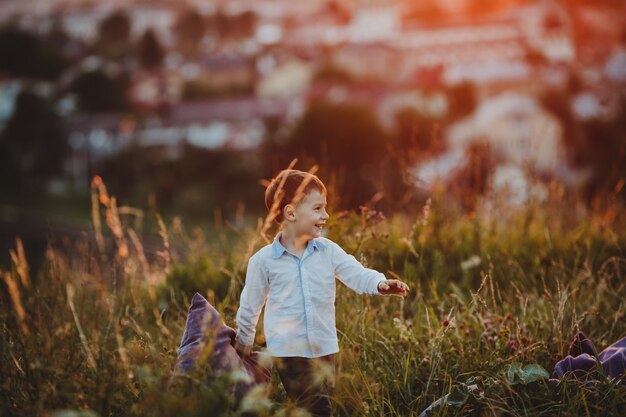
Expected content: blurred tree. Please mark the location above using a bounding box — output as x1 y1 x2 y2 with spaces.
214 10 257 40
138 29 165 70
99 10 131 44
448 140 495 212
175 9 206 56
68 69 130 113
279 101 397 208
446 82 477 122
94 10 134 60
580 104 626 200
232 11 257 39
48 17 71 48
0 25 69 81
0 90 69 194
313 64 357 85
541 89 626 201
393 107 443 164
540 89 581 164
523 44 548 67
96 145 265 216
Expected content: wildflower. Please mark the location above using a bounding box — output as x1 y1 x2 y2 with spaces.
442 319 450 328
393 317 412 342
461 255 481 270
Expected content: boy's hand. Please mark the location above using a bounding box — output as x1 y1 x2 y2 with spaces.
234 337 253 358
378 279 409 297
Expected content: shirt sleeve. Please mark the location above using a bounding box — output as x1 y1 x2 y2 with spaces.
329 241 385 295
236 253 269 346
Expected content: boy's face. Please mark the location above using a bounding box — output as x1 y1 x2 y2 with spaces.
288 189 329 239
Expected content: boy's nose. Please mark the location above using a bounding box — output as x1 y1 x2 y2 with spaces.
321 209 329 220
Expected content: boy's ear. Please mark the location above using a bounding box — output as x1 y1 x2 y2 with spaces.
283 204 296 222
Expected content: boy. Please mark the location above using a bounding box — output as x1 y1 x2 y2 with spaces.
234 169 409 417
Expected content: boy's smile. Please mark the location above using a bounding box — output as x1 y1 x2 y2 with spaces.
291 189 329 240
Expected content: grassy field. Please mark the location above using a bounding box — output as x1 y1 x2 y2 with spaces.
1 179 625 416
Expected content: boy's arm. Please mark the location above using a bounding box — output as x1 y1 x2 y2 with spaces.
329 241 409 297
235 254 269 354
330 241 386 295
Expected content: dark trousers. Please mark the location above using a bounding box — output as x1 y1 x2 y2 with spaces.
274 355 335 417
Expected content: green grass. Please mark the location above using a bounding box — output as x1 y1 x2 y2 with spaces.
1 184 625 417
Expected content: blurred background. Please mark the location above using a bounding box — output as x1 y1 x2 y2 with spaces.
0 0 625 265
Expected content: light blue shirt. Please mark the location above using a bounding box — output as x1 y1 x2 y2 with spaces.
236 233 386 358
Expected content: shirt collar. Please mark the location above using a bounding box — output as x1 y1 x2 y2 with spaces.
271 232 326 259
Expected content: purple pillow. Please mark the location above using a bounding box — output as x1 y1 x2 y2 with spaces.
598 337 626 384
175 293 272 400
552 353 599 380
552 332 626 386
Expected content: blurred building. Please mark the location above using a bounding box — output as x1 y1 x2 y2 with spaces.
195 52 256 92
63 94 294 188
256 58 315 97
413 92 591 206
1 0 622 200
129 70 182 111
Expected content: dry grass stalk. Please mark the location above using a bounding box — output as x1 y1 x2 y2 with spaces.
91 176 106 254
153 308 171 337
155 213 172 274
105 196 129 259
9 238 30 288
2 270 30 337
10 350 25 375
118 206 145 231
115 331 130 372
66 283 98 371
128 228 157 284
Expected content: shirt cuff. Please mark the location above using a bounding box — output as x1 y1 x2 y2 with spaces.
235 329 255 346
373 276 386 295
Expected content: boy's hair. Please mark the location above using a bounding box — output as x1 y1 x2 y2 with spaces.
265 169 327 223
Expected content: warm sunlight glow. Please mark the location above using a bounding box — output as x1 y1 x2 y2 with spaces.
0 0 625 415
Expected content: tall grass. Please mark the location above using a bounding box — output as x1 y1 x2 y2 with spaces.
1 179 625 416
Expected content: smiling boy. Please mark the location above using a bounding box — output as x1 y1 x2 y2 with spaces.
234 169 409 417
